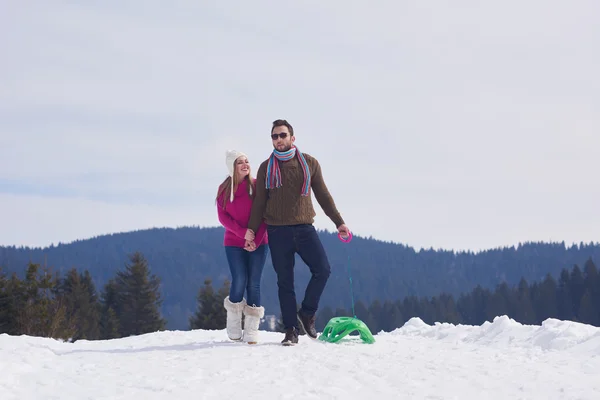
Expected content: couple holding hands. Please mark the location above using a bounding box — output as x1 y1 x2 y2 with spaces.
216 119 349 346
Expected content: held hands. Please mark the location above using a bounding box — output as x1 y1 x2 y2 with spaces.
244 229 255 242
244 239 257 252
244 229 256 252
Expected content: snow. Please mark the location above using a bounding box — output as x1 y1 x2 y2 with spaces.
1 316 599 399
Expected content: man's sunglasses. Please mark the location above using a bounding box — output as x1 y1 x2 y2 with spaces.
271 133 288 140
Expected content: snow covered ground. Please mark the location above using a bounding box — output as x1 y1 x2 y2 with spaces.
1 316 599 399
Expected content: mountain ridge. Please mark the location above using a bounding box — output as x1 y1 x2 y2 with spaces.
2 226 599 330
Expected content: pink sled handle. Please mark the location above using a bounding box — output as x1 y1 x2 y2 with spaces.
338 230 353 243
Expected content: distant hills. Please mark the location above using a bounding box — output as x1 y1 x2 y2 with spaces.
1 226 598 330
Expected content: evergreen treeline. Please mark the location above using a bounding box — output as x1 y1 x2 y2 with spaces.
0 251 234 340
0 252 167 340
189 278 230 330
313 258 600 333
1 226 599 330
3 253 599 340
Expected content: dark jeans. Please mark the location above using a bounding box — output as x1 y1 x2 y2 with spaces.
224 244 268 307
267 224 331 329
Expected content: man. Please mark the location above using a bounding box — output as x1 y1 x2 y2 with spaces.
245 119 350 346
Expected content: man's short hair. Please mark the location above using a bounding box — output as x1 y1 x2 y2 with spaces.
271 119 294 136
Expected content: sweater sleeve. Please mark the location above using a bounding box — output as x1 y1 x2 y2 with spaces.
254 219 267 244
309 157 345 228
248 161 269 233
216 195 247 238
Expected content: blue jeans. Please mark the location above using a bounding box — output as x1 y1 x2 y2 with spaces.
224 244 268 307
267 224 331 329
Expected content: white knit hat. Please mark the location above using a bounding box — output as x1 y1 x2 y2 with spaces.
225 150 252 202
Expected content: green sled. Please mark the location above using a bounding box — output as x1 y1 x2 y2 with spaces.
318 316 376 344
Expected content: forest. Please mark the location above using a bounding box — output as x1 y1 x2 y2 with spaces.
1 250 598 340
1 226 599 330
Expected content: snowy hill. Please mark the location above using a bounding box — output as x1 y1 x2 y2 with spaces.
1 316 599 399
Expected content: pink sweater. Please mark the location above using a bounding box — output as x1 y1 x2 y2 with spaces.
217 179 268 247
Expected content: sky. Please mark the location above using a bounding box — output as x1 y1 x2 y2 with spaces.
1 1 599 251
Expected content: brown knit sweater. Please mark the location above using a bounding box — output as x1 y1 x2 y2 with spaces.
248 152 345 232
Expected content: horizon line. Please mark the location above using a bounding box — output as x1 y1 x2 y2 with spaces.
1 225 598 254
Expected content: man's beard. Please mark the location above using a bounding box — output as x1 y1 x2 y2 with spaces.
274 143 292 152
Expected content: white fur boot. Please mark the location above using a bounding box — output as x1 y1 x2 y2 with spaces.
243 304 265 344
224 296 246 341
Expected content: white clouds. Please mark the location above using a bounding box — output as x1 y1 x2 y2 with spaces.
1 0 599 250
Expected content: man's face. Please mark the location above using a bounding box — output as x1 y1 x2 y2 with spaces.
271 125 294 152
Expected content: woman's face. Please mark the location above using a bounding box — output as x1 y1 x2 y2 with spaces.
235 156 250 179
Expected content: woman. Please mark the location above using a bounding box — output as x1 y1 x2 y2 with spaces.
216 149 268 344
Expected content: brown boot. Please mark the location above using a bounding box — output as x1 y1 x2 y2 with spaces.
281 327 299 346
297 309 317 339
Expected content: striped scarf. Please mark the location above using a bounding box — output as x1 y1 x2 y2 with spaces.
266 145 311 196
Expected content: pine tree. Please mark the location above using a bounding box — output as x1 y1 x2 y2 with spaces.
583 258 599 285
472 285 492 325
401 295 420 321
80 271 101 339
114 252 166 336
456 292 476 325
583 258 600 325
353 300 368 319
189 279 229 330
486 282 512 321
534 274 558 322
418 296 435 325
578 289 596 325
557 269 574 320
16 263 73 339
103 307 120 339
59 268 101 340
1 273 23 335
438 293 461 324
380 300 403 331
99 278 121 339
513 278 536 324
368 299 383 333
0 268 9 333
570 265 585 320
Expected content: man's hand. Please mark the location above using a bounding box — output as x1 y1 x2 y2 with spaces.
244 229 255 242
337 224 350 239
244 240 256 252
